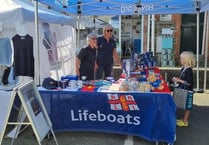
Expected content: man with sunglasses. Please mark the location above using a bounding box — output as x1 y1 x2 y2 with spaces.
96 24 121 80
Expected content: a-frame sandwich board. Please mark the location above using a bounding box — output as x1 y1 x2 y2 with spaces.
0 80 58 145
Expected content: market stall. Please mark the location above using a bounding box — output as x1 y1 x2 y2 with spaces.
39 51 176 144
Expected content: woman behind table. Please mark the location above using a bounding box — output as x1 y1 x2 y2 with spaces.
75 33 97 80
172 51 195 127
96 24 121 79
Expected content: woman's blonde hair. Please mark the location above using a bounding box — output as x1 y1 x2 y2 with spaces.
102 24 113 35
180 51 196 67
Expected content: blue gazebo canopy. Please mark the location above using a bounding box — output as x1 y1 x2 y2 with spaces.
36 0 209 16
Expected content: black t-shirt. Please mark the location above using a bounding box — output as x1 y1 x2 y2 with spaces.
97 36 116 65
12 34 34 77
77 45 96 80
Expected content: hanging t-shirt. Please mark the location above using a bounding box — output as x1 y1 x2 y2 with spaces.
12 34 34 77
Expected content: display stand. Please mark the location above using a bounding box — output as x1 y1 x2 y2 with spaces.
6 76 33 139
0 80 59 145
6 105 27 139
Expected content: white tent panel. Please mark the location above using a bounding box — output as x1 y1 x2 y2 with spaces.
0 0 76 26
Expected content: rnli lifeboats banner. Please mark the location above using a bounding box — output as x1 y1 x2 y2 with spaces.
40 91 176 143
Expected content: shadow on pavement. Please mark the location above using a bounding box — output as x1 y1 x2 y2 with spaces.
175 105 209 145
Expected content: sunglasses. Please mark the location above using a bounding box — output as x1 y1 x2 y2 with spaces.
106 29 113 32
91 37 97 40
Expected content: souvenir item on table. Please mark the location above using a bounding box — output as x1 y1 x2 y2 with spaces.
120 70 126 79
117 78 150 92
137 51 156 70
60 79 68 88
67 80 83 89
119 80 129 91
137 82 151 92
109 83 121 91
121 50 157 81
138 82 145 92
106 77 115 82
76 80 83 88
97 85 111 92
42 77 59 90
93 80 112 87
128 78 139 91
96 80 112 92
122 59 139 80
95 80 113 92
124 59 130 78
68 80 77 89
146 73 164 91
130 71 147 82
81 84 96 92
144 82 151 92
122 59 137 72
61 75 78 81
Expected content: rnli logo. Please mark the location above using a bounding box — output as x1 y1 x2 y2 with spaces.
107 94 139 111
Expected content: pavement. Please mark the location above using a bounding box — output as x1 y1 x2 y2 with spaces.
2 92 209 145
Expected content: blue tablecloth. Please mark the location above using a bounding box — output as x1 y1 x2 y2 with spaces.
39 90 176 143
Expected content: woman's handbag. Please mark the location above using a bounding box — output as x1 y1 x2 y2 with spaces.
173 87 193 110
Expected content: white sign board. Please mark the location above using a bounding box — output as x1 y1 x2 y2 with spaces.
17 80 52 142
0 81 58 145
